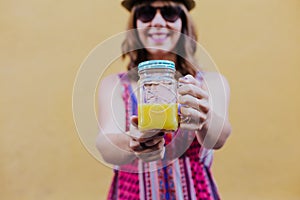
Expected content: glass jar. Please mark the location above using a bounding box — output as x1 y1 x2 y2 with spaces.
137 60 178 131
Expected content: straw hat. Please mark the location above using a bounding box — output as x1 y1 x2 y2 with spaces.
121 0 196 11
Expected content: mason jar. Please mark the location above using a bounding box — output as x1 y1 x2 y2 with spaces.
137 60 178 131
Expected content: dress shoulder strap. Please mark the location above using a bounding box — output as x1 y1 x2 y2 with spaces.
118 73 137 131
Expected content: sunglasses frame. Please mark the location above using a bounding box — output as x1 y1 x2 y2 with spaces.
135 5 183 23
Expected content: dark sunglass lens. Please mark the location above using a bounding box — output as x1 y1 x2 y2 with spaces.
161 6 182 22
136 6 156 23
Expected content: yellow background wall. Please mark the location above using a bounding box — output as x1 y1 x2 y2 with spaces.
1 0 299 199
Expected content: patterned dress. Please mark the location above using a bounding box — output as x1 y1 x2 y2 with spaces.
107 72 220 200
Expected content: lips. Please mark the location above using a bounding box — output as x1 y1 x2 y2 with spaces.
148 32 169 43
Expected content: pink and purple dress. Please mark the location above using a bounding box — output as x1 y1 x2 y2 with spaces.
107 73 220 200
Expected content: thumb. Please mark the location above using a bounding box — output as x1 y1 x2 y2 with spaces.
130 115 138 128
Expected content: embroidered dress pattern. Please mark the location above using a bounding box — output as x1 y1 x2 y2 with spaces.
107 72 220 200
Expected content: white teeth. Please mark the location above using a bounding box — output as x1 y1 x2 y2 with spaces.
151 34 167 40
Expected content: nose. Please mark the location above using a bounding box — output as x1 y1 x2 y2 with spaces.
150 10 167 27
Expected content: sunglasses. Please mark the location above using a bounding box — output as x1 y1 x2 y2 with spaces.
135 5 182 23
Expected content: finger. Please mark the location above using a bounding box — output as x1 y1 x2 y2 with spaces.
129 127 140 139
136 132 164 142
130 121 163 141
130 115 138 128
129 115 139 138
135 144 165 162
178 84 209 99
178 75 198 84
178 75 201 86
178 95 209 113
180 106 207 122
180 122 205 131
129 138 143 152
135 138 165 153
144 137 164 147
179 75 209 94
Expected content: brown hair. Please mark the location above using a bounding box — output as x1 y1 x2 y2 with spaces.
122 1 199 80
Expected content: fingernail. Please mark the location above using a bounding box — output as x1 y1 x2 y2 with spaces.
178 104 182 115
178 103 187 115
158 132 164 136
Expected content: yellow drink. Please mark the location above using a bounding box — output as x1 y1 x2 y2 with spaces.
138 103 178 131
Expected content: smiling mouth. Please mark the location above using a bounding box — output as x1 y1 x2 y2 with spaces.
148 33 169 42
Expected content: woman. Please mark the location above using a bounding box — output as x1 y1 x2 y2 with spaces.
96 0 232 199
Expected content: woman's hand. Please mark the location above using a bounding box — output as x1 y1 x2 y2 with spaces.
178 73 232 149
178 75 210 131
128 116 165 162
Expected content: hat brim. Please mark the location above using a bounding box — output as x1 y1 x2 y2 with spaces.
121 0 195 11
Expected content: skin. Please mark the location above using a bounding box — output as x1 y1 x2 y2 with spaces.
136 1 182 59
96 1 232 164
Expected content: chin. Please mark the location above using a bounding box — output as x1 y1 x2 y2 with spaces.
147 50 170 58
146 47 173 56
